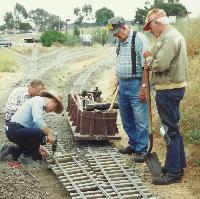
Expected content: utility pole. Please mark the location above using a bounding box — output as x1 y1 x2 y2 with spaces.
58 16 60 31
66 18 70 35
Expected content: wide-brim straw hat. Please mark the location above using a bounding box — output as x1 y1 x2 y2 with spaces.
39 90 63 114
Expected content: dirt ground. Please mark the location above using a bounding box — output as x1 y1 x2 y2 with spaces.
0 44 199 199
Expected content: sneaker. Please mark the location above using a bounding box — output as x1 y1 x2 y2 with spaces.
133 152 146 163
0 144 11 160
18 154 34 165
118 146 136 155
152 172 182 185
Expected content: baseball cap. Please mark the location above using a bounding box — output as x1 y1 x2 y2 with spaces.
107 16 126 35
143 9 167 31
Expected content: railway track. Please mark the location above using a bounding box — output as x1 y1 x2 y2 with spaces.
71 58 115 94
40 46 155 198
45 139 155 199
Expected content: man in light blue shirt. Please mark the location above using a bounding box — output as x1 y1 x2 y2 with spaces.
0 90 63 165
108 16 149 163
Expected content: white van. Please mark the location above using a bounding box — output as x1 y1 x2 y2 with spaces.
79 34 92 46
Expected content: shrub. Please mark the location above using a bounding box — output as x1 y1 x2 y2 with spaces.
73 26 80 36
41 30 66 47
66 35 80 46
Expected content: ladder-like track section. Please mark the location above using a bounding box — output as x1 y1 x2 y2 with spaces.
45 140 155 199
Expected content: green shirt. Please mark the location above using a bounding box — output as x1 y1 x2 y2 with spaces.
149 26 188 90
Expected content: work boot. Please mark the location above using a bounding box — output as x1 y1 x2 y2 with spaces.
133 152 146 163
118 146 135 155
161 166 167 174
152 172 182 185
161 166 184 176
18 154 34 165
0 144 11 160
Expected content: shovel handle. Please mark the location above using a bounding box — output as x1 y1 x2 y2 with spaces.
109 85 119 111
146 69 153 154
146 70 152 135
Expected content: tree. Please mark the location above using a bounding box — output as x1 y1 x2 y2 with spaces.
95 7 114 25
134 0 187 25
82 4 92 16
168 0 179 3
4 12 14 30
134 7 150 25
0 24 6 31
48 14 60 30
74 7 81 16
73 4 92 25
14 3 28 29
154 3 187 18
154 0 164 6
28 8 50 31
19 22 32 30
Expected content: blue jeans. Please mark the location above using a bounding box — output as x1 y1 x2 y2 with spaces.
155 88 186 173
118 78 148 152
6 122 45 160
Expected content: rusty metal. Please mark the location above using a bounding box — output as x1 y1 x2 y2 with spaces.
81 87 102 102
67 94 121 141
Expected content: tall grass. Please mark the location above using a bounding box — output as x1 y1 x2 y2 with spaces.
0 49 18 72
180 54 200 143
176 20 200 144
175 19 200 57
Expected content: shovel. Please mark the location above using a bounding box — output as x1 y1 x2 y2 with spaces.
144 68 162 178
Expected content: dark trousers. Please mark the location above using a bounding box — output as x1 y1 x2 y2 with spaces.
155 88 186 173
6 123 45 161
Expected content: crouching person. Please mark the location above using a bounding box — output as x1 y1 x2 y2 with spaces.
0 90 63 165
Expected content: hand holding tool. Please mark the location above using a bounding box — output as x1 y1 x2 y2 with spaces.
52 132 58 155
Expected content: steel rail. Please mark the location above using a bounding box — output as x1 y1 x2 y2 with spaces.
57 142 112 199
87 147 124 199
48 153 87 199
107 150 149 199
46 141 155 199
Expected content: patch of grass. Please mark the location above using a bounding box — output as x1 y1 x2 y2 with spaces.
187 129 200 145
195 159 200 166
0 49 18 72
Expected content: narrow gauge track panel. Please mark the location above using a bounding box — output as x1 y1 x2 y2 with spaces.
45 140 155 199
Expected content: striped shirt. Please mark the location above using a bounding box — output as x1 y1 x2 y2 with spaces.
116 30 150 79
4 87 31 121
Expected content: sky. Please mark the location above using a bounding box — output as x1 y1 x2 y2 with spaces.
0 0 199 25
